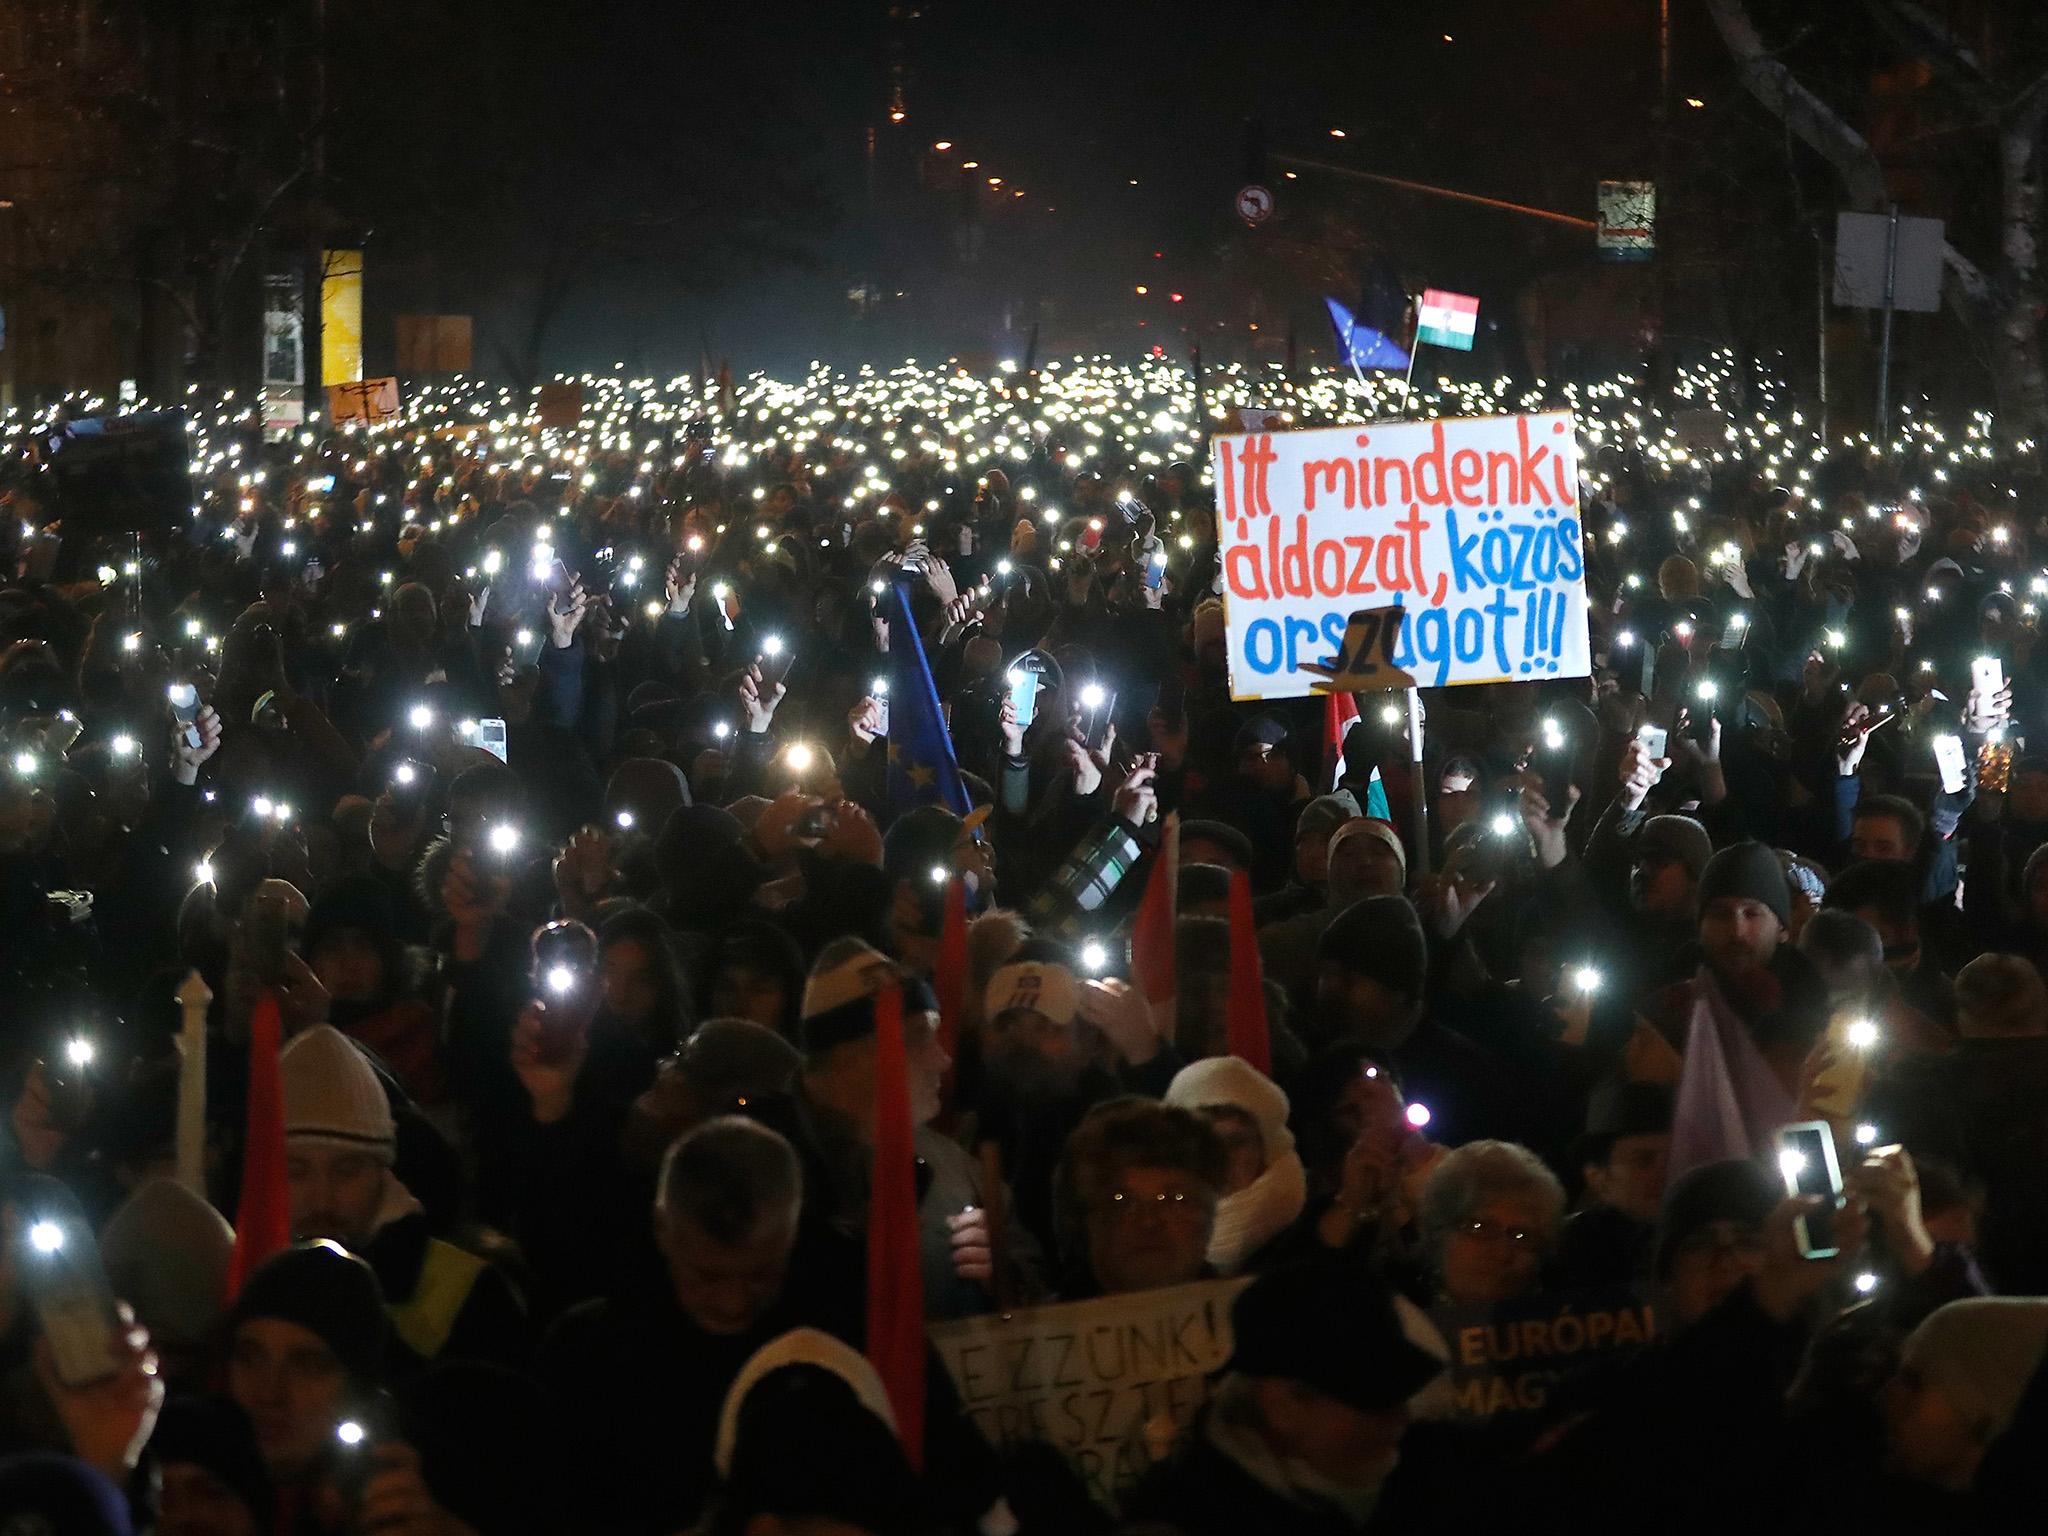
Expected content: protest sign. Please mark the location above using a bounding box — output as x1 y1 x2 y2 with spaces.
537 382 585 431
1596 180 1657 262
1427 1290 1656 1424
327 377 401 426
1211 412 1590 700
929 1276 1249 1509
43 411 193 545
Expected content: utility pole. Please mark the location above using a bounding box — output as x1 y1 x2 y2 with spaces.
302 0 327 414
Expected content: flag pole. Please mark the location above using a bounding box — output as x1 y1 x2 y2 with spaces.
1399 292 1422 419
1405 688 1430 880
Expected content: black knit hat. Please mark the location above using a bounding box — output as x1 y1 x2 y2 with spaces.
1318 895 1430 1001
1228 1263 1443 1412
1697 841 1791 927
225 1241 387 1388
1654 1159 1778 1278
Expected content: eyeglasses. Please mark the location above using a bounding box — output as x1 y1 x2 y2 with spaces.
1458 1219 1536 1245
1097 1188 1212 1222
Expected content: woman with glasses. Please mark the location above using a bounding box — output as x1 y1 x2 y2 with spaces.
1418 1140 1566 1306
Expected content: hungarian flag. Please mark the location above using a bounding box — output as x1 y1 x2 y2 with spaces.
1323 691 1360 793
1416 289 1479 352
225 993 291 1297
1225 868 1272 1074
931 876 970 1124
865 986 926 1466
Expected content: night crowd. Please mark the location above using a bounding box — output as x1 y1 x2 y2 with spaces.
0 358 2044 1534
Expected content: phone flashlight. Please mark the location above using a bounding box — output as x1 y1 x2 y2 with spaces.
64 1037 93 1069
784 743 814 773
487 823 521 858
1405 1103 1433 1130
27 1221 64 1255
1490 812 1517 837
110 734 137 759
1846 1018 1880 1050
615 810 636 830
20 749 47 777
393 763 417 787
1080 683 1106 711
336 1420 368 1448
1572 966 1602 994
1080 940 1109 973
408 704 434 731
1380 704 1401 725
545 964 577 996
1854 1123 1879 1146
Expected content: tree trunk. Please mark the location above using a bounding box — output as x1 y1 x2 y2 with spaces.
1997 100 2048 436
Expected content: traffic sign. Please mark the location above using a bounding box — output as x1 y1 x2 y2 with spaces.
1236 184 1273 226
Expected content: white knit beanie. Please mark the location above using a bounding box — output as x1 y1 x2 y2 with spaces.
714 1328 897 1479
280 1025 397 1161
1902 1298 2048 1442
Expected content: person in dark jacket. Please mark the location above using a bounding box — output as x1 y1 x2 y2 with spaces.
1124 1262 1445 1536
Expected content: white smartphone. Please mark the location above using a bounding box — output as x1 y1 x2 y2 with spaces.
1008 668 1040 731
20 1215 126 1388
1635 723 1668 761
475 718 509 764
1972 656 2006 699
1777 1121 1846 1261
1933 733 1968 796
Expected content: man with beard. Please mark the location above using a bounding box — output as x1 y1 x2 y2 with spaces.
280 1025 527 1376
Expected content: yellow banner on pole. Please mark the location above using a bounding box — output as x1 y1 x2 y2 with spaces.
321 249 364 386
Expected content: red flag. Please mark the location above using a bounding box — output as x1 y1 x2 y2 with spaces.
1225 868 1272 1074
933 877 969 1062
1323 690 1360 792
1132 814 1179 1037
226 992 291 1296
865 985 926 1466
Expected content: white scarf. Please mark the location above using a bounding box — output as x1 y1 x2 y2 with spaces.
1207 1151 1308 1274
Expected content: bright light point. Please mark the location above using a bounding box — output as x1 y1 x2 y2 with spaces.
27 1221 63 1256
1380 705 1401 725
1490 812 1517 837
394 763 416 786
1846 1018 1880 1050
1080 683 1106 709
1854 1272 1878 1294
122 632 141 652
110 734 136 758
252 796 274 819
488 824 520 855
1573 967 1602 994
1696 681 1718 701
762 635 784 657
1405 1102 1432 1129
195 859 214 886
713 721 731 740
408 705 434 731
337 1421 366 1447
785 743 814 772
515 629 534 648
1855 1123 1879 1146
1616 629 1635 647
65 1037 94 1068
930 865 949 886
1778 1148 1807 1179
872 677 889 695
457 719 478 738
1081 941 1108 972
546 964 575 995
615 810 635 830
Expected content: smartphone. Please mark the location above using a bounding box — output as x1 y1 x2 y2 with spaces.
1008 667 1041 731
475 718 508 764
530 920 598 1065
1142 546 1167 590
1635 722 1669 762
330 1392 396 1510
18 1212 126 1388
308 474 338 494
245 890 293 986
1972 655 2006 699
1539 733 1573 811
755 635 796 689
1082 684 1118 750
1777 1120 1846 1260
167 681 203 750
388 759 432 821
870 677 891 737
1933 733 1968 796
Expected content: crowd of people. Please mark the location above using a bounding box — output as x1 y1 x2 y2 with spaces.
0 353 2044 1534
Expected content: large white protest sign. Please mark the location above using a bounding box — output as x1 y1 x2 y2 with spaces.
929 1276 1249 1509
1210 412 1590 700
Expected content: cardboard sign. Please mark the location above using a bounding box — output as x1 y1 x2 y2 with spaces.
536 382 584 431
327 377 400 426
929 1277 1250 1509
1427 1290 1657 1424
1211 413 1590 699
1597 180 1657 262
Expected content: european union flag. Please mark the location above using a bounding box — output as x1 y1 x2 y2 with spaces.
1324 296 1410 371
884 581 973 819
